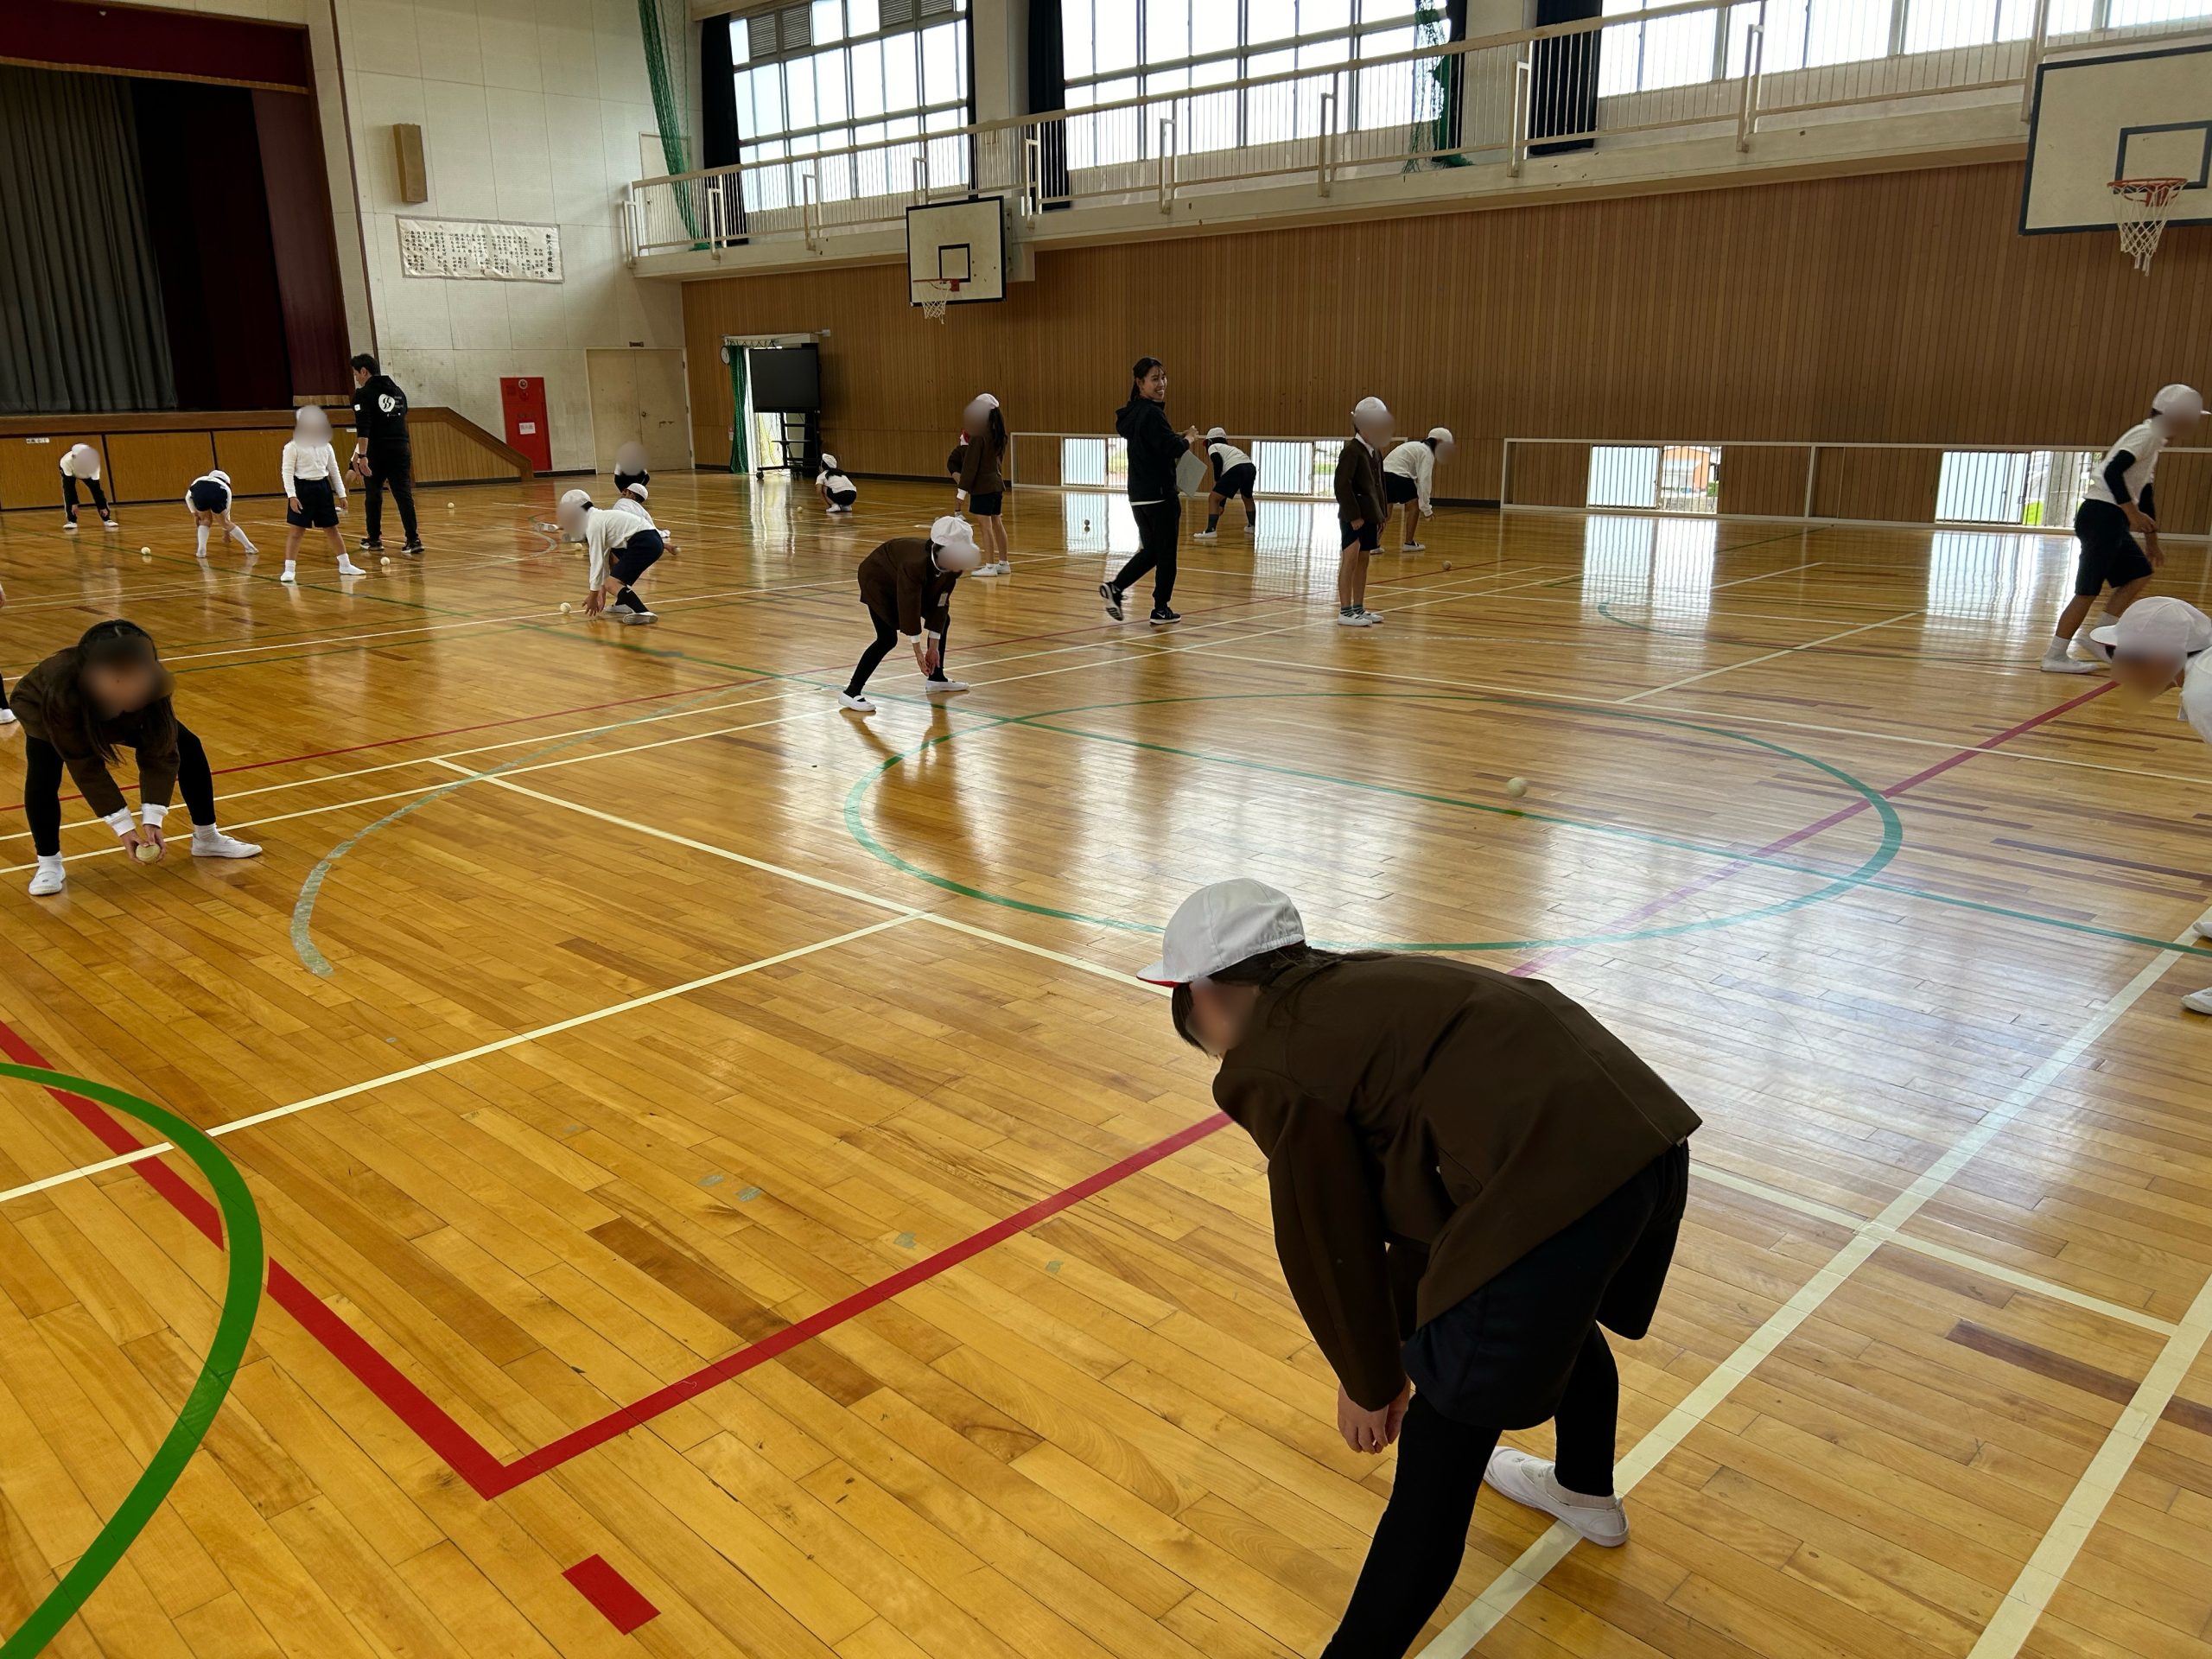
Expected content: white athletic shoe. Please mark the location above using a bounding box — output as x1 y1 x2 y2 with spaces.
2076 634 2115 664
100 518 119 532
1402 541 1426 552
1483 1450 1628 1548
1361 609 1385 624
2040 643 2094 674
336 557 369 576
190 828 261 860
1100 583 1126 622
2183 986 2212 1015
1193 529 1218 542
0 709 16 726
2193 914 2212 942
837 691 875 714
924 677 969 695
1337 609 1376 627
27 859 66 897
609 607 658 625
61 521 79 534
279 564 298 583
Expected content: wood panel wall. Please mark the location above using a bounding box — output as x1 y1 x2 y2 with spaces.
679 161 2212 527
0 408 531 509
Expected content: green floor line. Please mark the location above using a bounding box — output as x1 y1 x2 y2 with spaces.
0 1065 262 1658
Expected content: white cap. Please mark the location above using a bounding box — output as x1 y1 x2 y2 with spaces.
820 453 838 471
970 392 999 410
1428 427 1454 445
2091 595 2212 662
558 487 593 512
623 482 648 500
1206 426 1226 442
1140 879 1306 985
556 487 593 535
929 514 980 570
2155 384 2205 424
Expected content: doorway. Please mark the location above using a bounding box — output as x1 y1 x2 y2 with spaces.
585 348 690 476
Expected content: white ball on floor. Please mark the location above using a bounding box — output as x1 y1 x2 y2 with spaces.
1442 560 1454 570
133 842 160 862
1505 778 1529 799
560 601 572 613
380 556 391 566
447 500 455 509
138 545 151 556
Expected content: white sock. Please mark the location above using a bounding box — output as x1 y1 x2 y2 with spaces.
195 523 209 557
2044 636 2072 659
228 524 257 554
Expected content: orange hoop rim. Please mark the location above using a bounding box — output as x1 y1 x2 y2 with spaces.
2110 176 2189 205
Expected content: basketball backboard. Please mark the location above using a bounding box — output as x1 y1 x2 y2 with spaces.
906 197 1006 308
2022 41 2212 234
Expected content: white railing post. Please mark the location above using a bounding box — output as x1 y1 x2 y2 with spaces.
1158 114 1176 214
2021 0 2051 122
622 181 639 266
1802 444 1819 519
1024 130 1042 216
1319 88 1337 196
802 170 818 253
1737 22 1764 151
1509 49 1531 178
706 180 724 260
912 156 928 205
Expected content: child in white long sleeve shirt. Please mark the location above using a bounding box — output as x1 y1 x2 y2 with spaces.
1383 427 1454 551
185 469 257 560
556 488 664 623
280 407 362 582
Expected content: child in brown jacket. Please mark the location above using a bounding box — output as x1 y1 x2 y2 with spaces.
1335 397 1392 626
956 394 1011 576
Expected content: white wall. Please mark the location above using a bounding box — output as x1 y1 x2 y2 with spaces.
166 0 682 471
338 0 683 470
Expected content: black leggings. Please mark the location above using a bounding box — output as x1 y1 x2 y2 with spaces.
846 608 952 697
363 448 418 543
62 475 111 522
25 727 218 858
1109 499 1180 608
1322 1332 1622 1658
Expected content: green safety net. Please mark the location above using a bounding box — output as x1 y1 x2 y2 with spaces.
636 0 702 239
1408 0 1470 171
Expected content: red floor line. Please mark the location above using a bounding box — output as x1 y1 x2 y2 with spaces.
1507 680 2116 981
0 999 1229 1496
562 1554 660 1634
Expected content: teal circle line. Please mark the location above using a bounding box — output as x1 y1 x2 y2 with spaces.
841 690 1906 952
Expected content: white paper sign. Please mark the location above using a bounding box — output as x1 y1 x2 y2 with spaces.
397 217 563 283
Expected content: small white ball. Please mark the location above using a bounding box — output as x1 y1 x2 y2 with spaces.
379 556 391 566
138 545 152 556
134 842 161 862
447 500 456 509
559 601 572 614
1442 560 1454 570
1505 777 1529 799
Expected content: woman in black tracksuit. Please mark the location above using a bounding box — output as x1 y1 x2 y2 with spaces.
1101 356 1204 627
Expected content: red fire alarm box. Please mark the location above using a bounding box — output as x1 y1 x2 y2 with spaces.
500 377 551 471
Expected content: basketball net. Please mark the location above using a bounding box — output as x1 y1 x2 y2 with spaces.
2111 177 2185 274
920 278 961 323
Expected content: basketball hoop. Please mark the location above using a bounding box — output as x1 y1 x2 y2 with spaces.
918 277 961 323
2110 177 2186 273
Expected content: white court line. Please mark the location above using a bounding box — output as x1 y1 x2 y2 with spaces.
1414 925 2198 1659
1709 558 1822 588
0 916 917 1204
1198 650 2212 787
1966 1268 2212 1658
1618 608 1924 704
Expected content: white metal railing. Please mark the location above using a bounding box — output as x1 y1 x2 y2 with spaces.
1503 435 2212 538
627 0 2212 261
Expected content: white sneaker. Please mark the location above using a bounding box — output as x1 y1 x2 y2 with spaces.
2040 645 2095 674
0 709 16 726
190 828 261 860
837 691 875 714
1402 541 1426 552
1336 609 1374 627
62 521 79 534
2076 634 2115 664
280 564 298 583
2183 986 2212 1015
924 677 969 695
1193 529 1218 541
2190 913 2210 942
1483 1449 1628 1548
336 557 368 576
27 858 65 898
1361 609 1385 624
100 518 119 532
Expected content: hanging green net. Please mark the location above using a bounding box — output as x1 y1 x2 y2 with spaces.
637 0 702 241
1406 0 1469 172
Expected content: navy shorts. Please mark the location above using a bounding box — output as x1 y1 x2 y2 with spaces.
1215 462 1256 499
1405 1142 1689 1428
1384 473 1420 505
287 476 340 529
969 491 1003 516
1340 514 1380 553
829 486 857 508
188 480 231 513
2073 499 2152 597
610 528 664 585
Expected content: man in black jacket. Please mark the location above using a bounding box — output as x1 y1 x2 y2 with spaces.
350 353 423 556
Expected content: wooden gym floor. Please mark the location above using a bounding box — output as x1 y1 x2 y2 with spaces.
0 475 2207 1659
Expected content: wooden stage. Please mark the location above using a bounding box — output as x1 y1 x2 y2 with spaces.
0 476 2207 1658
